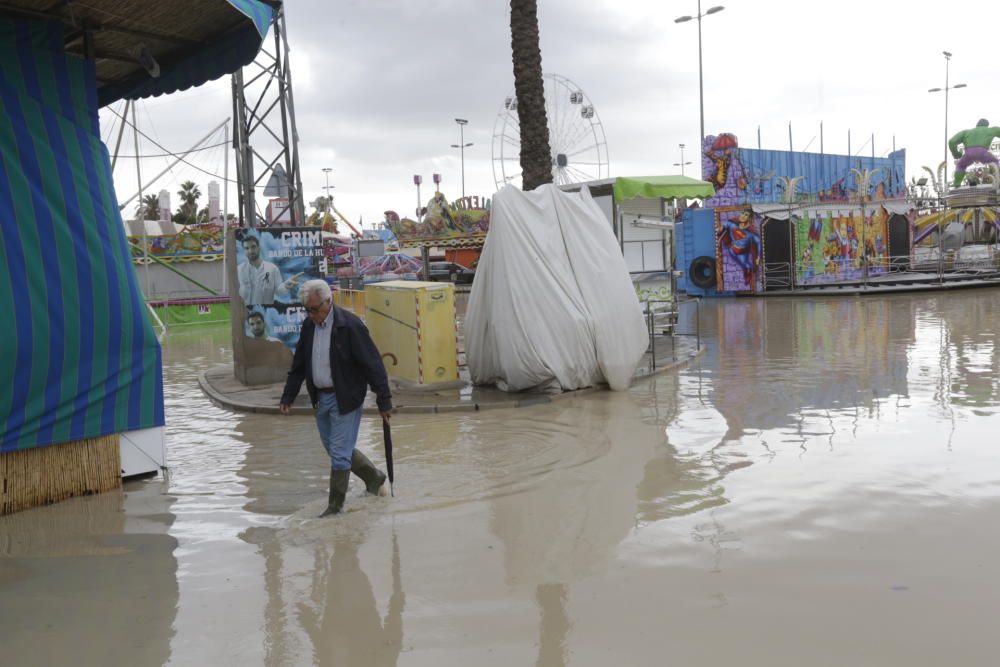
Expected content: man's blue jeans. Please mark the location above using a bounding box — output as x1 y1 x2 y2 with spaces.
315 392 362 471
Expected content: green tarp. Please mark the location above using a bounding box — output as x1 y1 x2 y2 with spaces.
613 175 715 202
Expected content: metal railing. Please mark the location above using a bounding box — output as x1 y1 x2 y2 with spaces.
152 290 229 305
333 288 366 314
762 261 794 290
789 248 1000 288
643 297 700 371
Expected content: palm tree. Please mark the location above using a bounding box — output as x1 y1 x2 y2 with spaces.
136 193 159 221
509 0 552 191
175 181 201 224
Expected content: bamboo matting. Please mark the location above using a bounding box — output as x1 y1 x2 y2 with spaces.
0 435 121 515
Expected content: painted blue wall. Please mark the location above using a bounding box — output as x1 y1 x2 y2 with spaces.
677 207 731 296
675 133 907 296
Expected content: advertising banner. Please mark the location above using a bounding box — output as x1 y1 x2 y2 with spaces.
234 227 325 351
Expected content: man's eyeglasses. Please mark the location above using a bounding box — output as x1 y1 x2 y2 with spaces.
303 299 330 315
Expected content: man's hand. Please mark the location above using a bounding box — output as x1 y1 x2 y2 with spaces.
279 403 292 415
380 410 392 423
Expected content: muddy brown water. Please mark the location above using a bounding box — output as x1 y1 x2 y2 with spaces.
2 292 1000 666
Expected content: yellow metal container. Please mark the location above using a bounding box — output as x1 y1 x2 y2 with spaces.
364 281 459 387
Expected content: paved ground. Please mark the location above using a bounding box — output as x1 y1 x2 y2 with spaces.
199 335 703 415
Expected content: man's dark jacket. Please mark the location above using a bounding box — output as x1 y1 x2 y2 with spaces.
280 305 393 414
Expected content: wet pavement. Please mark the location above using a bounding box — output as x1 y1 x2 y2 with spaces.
3 291 1000 665
197 337 702 415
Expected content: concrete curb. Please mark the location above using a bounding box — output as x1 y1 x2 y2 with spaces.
197 345 704 416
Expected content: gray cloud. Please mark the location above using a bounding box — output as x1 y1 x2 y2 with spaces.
104 0 1000 225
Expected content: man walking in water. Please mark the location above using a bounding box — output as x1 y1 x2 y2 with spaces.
280 280 393 517
949 119 1000 188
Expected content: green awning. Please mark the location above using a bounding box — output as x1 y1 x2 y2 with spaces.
613 175 715 202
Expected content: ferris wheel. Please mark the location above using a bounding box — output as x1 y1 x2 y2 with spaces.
491 73 609 190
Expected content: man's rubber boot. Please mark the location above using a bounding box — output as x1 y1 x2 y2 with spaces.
351 449 387 496
319 469 351 517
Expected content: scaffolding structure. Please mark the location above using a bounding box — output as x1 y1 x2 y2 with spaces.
231 3 304 228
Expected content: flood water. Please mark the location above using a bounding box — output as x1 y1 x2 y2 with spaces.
3 290 1000 665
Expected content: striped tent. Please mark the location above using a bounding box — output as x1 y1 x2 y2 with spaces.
0 17 163 452
0 2 271 454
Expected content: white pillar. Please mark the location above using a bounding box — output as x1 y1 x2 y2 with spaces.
208 181 221 224
158 189 171 223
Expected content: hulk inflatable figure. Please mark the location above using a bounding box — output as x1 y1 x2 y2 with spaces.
949 118 1000 187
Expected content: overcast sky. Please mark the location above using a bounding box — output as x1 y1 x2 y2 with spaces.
102 0 1000 228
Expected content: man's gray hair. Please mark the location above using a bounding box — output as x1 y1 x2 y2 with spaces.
300 279 332 303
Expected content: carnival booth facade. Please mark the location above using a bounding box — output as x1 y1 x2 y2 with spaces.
677 133 911 296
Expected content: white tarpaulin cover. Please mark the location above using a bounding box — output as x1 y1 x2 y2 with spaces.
466 184 648 392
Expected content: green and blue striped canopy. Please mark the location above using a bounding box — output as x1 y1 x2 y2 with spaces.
0 17 164 452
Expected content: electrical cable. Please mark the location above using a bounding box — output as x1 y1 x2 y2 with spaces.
106 140 229 159
109 106 237 183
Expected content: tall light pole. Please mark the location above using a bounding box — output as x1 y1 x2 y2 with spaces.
414 174 428 280
452 118 472 199
321 167 333 206
928 51 967 192
673 142 692 175
675 2 725 146
413 174 423 219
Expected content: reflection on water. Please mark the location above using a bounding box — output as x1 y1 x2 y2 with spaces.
0 485 178 666
3 291 1000 665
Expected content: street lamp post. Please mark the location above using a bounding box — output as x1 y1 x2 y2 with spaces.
928 51 966 283
675 2 725 145
321 167 333 206
413 174 429 280
413 174 423 219
928 51 967 191
673 142 693 176
452 118 472 199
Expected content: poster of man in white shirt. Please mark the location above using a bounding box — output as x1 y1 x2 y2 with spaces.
237 232 303 306
246 310 283 343
234 228 326 353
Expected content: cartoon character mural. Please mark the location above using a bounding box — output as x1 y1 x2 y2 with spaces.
703 133 749 207
715 207 761 291
701 132 907 207
793 208 890 285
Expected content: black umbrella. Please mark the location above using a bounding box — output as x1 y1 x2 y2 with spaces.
382 418 395 497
